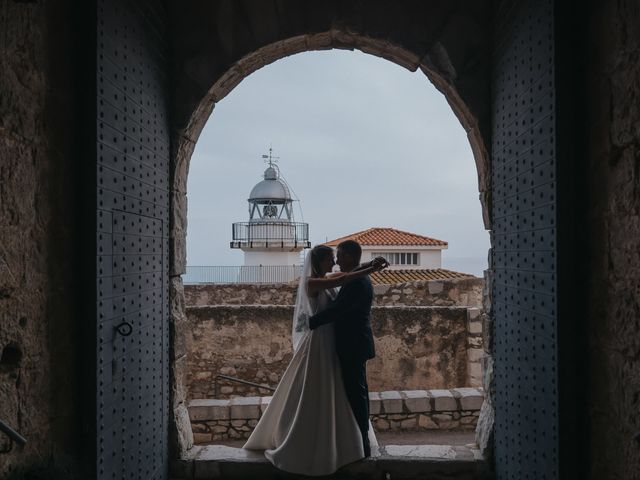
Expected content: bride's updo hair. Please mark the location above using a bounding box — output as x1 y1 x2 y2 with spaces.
310 245 334 277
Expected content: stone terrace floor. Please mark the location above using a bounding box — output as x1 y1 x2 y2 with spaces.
173 431 491 479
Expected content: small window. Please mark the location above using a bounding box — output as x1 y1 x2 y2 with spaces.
372 252 419 266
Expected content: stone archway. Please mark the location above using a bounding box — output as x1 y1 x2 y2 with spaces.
166 2 494 458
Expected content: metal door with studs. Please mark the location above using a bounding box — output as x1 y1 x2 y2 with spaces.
96 0 170 478
492 0 559 478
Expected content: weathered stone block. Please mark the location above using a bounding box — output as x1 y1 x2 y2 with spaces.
476 398 494 458
368 391 382 415
193 432 212 444
172 355 189 406
452 387 484 410
173 404 194 454
189 399 230 421
419 414 439 429
428 281 444 294
467 348 484 362
380 390 403 414
430 389 457 411
230 396 261 419
402 390 430 412
374 418 390 430
260 396 272 414
400 418 417 429
461 415 477 425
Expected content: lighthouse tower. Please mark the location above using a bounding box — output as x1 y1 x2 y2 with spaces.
230 149 310 281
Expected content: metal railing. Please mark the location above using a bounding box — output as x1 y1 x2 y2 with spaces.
231 221 310 248
214 374 275 398
183 265 303 284
0 419 26 453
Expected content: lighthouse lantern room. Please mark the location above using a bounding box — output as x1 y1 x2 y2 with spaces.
231 149 310 272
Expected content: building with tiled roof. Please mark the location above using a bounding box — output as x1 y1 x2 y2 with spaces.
324 227 449 270
370 268 474 285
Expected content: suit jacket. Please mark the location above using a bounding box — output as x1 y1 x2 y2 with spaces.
308 276 375 361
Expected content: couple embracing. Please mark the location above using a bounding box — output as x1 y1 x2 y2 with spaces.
243 240 388 476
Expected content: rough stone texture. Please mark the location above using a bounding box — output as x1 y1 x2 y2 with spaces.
0 1 79 477
585 2 640 477
431 390 458 412
189 389 482 442
403 390 431 413
186 305 473 398
184 278 483 308
452 388 484 411
380 390 404 414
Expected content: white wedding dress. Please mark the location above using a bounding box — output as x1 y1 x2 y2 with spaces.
243 287 377 476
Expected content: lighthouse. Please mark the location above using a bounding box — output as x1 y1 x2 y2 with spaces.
230 149 310 282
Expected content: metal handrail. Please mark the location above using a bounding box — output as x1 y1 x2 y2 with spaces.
214 374 275 398
231 221 310 244
0 419 27 453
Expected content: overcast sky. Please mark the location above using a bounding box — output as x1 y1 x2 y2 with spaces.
186 49 489 276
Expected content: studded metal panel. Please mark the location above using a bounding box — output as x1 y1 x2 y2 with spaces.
96 0 170 478
492 0 558 478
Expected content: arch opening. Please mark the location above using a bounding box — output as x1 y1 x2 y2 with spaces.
168 32 494 460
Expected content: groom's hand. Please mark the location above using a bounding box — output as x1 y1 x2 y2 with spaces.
372 256 389 270
308 313 319 330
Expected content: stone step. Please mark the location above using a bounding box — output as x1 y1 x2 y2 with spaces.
173 444 492 480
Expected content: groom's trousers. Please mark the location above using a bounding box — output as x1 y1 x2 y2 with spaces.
340 357 371 456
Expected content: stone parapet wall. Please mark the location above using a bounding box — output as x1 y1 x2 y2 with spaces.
189 388 484 443
186 305 483 399
184 277 483 308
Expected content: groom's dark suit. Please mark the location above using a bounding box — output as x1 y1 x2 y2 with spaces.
308 276 375 456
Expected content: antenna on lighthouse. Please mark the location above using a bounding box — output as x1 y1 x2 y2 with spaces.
261 146 280 168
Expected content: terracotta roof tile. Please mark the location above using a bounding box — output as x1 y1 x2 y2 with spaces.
370 268 475 285
324 227 448 247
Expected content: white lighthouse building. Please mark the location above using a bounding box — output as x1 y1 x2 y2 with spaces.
230 150 310 282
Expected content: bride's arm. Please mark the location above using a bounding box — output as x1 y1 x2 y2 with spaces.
307 263 382 296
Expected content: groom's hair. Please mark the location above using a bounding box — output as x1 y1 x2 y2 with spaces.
337 240 362 263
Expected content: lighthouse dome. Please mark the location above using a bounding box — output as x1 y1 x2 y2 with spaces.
248 166 291 201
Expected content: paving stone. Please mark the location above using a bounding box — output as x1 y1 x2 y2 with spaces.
189 399 230 421
380 390 403 414
230 396 260 419
452 387 484 410
384 444 457 459
402 390 430 412
429 389 457 411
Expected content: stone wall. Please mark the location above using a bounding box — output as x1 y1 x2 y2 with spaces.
188 388 484 443
185 305 483 399
184 277 483 308
0 1 79 478
585 2 640 478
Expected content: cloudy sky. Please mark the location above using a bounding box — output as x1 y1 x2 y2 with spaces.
186 49 489 276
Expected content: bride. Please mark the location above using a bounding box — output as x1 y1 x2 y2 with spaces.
243 245 386 476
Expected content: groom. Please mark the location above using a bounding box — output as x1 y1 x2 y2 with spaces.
308 240 376 457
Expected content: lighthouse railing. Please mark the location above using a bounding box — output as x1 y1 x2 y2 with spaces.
183 265 304 284
231 221 310 247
